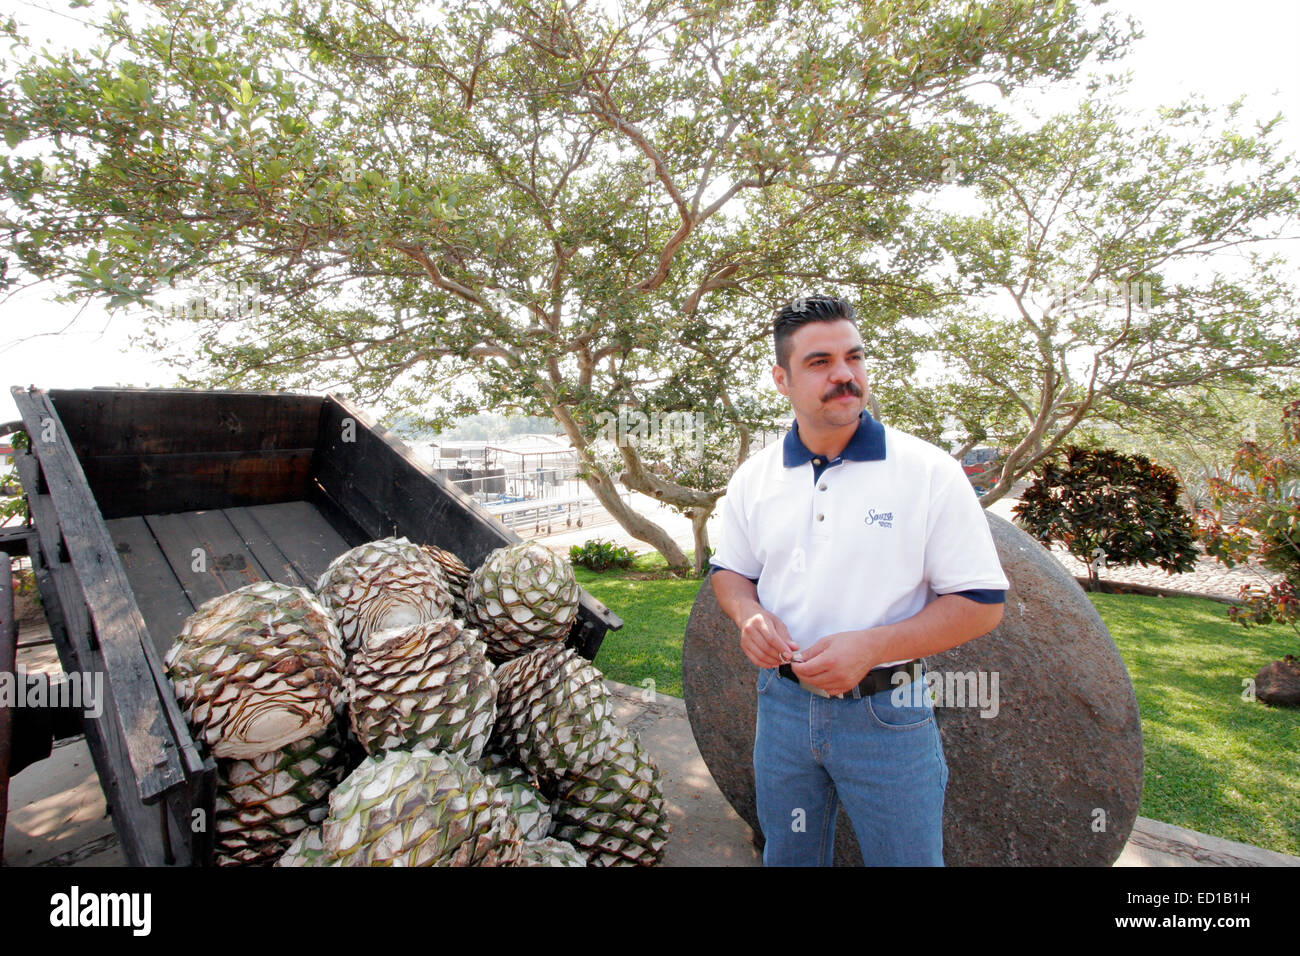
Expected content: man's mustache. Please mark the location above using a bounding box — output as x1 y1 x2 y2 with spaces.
822 382 863 401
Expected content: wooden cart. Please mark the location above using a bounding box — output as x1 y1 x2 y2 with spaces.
1 386 621 866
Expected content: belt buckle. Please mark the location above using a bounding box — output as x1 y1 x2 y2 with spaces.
796 677 838 699
803 679 831 699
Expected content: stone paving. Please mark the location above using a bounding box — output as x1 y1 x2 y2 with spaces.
976 492 1283 603
1039 543 1281 602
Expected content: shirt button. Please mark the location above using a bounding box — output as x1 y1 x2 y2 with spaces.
817 513 825 521
812 458 822 466
818 483 827 491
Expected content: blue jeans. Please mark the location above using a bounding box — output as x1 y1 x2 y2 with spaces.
753 665 948 866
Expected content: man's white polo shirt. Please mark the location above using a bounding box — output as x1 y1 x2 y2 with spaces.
711 411 1009 660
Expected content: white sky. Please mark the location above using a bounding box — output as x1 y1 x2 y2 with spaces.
2 0 1298 424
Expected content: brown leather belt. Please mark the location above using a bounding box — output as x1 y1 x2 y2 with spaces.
777 659 923 700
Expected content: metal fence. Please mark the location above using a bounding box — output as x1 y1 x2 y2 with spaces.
442 463 631 536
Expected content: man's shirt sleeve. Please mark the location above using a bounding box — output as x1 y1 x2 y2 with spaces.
923 462 1010 596
709 470 764 581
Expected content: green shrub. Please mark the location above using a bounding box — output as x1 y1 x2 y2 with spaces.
569 538 635 572
1013 446 1199 590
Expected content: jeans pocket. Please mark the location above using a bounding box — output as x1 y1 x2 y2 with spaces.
756 667 776 695
866 679 934 729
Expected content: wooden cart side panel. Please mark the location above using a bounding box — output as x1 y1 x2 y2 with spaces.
12 388 190 804
47 388 324 456
47 389 324 519
310 397 621 659
15 454 92 676
23 519 162 865
78 450 315 520
311 397 516 568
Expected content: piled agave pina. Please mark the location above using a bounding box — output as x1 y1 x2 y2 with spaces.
316 537 455 656
549 725 670 867
276 824 331 868
213 724 347 866
164 581 348 865
277 749 523 866
168 534 668 866
164 581 346 759
466 542 580 661
420 543 472 617
489 641 669 867
492 643 615 781
517 837 588 867
479 756 552 841
345 618 496 762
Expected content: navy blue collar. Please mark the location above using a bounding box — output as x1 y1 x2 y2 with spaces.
782 410 886 469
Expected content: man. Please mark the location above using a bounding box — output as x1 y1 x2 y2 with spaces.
710 293 1009 866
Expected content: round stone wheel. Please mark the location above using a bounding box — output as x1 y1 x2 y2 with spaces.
683 512 1143 866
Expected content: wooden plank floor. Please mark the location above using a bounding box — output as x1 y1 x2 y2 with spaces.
107 501 353 657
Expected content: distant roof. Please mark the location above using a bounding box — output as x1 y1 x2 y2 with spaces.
484 434 572 453
422 433 576 457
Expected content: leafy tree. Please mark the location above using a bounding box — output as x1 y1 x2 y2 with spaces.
1073 381 1300 514
893 84 1300 504
0 0 1129 573
1198 399 1300 639
1012 445 1200 591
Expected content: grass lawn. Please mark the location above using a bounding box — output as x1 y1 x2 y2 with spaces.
579 554 704 699
1085 591 1299 857
579 558 1300 856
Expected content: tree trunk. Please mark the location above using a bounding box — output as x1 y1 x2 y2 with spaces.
548 402 690 569
689 508 711 577
979 463 1019 507
584 470 691 569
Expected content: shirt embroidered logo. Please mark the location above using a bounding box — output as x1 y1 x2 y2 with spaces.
864 508 894 528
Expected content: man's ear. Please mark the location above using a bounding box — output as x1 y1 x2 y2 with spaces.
772 362 789 396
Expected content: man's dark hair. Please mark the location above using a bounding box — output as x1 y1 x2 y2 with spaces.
773 293 857 369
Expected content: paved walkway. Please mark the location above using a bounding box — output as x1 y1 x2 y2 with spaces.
1036 545 1278 602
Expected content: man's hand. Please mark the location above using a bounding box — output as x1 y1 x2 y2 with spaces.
711 569 799 669
737 605 800 669
791 596 1005 695
791 629 878 696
